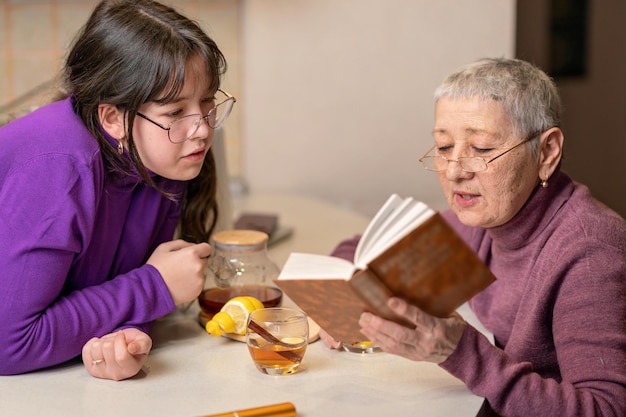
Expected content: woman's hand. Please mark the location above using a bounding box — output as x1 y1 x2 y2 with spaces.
146 239 211 305
358 297 466 363
82 328 152 381
319 327 343 350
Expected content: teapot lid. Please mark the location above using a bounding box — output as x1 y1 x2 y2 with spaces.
212 230 269 249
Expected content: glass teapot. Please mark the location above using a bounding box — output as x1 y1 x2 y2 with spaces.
198 230 282 321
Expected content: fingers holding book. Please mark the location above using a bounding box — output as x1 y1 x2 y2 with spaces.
358 297 466 364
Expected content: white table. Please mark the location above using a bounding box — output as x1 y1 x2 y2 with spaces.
0 193 485 417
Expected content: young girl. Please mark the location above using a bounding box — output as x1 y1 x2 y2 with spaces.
0 0 235 381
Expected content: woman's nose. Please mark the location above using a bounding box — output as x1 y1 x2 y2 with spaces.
445 159 472 181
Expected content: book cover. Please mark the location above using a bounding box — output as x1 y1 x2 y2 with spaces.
274 195 496 346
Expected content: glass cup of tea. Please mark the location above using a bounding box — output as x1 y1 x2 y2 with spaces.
246 308 308 376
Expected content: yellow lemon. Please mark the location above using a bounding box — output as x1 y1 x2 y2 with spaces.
205 312 236 336
205 296 264 337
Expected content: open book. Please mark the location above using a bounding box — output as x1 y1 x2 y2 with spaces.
274 194 496 345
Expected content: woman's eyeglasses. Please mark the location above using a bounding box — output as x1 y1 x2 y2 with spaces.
418 132 540 173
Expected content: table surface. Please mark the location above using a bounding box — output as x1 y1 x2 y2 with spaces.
0 193 485 417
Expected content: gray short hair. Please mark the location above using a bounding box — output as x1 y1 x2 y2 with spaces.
434 58 562 138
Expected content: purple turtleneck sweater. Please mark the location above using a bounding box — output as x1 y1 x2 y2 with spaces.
332 171 626 416
0 98 185 375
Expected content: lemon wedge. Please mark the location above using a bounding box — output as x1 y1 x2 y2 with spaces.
205 296 264 337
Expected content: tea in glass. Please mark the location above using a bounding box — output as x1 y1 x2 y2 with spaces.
246 308 308 375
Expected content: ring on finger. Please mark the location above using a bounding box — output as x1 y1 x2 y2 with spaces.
91 359 104 366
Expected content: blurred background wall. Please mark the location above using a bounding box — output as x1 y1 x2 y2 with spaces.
516 0 626 218
1 0 623 218
240 0 515 215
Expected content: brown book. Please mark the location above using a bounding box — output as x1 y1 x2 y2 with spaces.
274 194 496 347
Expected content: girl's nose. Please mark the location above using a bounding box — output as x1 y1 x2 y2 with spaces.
191 116 211 140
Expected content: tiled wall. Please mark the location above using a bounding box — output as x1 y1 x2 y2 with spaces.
0 0 242 177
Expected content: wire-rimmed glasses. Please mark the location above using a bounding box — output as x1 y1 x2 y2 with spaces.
418 132 540 173
137 89 236 144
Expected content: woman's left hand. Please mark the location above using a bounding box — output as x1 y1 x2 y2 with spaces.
82 328 152 381
359 297 466 364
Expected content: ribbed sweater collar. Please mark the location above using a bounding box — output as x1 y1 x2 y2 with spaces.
486 170 573 251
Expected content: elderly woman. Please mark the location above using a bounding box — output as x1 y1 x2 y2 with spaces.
330 58 626 416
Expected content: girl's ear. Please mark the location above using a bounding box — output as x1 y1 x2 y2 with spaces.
98 104 125 139
538 127 564 180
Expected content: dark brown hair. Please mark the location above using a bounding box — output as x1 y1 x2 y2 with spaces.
61 0 227 243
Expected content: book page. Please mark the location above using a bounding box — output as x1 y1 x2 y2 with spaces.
355 203 434 269
353 194 404 263
367 202 433 254
355 196 417 263
278 252 356 280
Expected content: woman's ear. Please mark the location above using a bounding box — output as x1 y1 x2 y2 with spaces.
98 104 125 139
538 127 564 180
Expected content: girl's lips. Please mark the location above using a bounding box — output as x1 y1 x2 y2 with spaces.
184 148 207 161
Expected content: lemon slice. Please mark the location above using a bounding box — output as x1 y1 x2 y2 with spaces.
205 296 264 337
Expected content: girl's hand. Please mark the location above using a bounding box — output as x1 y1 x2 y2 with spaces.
82 328 152 381
358 297 466 363
147 239 211 305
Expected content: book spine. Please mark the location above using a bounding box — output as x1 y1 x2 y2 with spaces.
349 269 414 327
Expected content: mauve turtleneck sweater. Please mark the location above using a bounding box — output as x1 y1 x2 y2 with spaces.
333 171 626 416
439 170 626 416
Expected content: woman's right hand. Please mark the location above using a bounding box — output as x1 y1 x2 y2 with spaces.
146 239 211 305
358 297 466 364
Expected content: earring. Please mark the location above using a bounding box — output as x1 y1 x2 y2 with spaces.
117 140 124 155
540 178 549 188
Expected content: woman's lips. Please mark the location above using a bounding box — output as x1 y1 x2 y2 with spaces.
454 191 479 207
